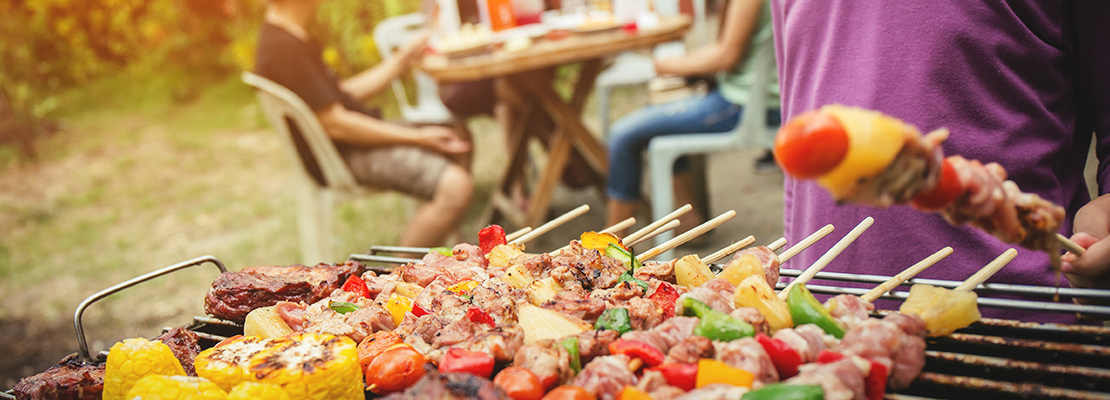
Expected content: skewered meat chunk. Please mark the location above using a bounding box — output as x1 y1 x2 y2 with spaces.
714 337 779 385
626 297 664 331
836 313 927 390
773 324 833 363
514 340 574 387
550 242 627 290
666 335 714 364
731 246 782 288
574 355 638 400
620 316 698 355
382 366 508 400
574 329 620 363
674 384 750 400
542 282 607 322
787 357 868 400
12 353 104 400
203 261 365 322
677 279 735 314
729 307 769 335
634 260 676 283
825 294 875 330
154 327 201 377
636 369 685 400
463 324 525 363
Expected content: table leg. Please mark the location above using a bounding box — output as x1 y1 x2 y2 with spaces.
516 64 608 176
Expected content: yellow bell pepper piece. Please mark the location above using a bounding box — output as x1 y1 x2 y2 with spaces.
103 337 187 400
696 358 754 389
385 294 413 325
124 375 228 400
616 385 654 400
447 280 480 294
581 231 622 251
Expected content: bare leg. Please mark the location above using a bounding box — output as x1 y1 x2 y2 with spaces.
673 171 705 234
606 198 638 237
400 164 474 247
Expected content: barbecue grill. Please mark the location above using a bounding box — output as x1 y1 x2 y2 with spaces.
4 249 1110 400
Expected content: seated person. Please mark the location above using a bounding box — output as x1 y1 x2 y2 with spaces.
605 0 781 233
254 0 473 248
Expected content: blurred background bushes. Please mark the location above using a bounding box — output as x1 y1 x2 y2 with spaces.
0 0 418 159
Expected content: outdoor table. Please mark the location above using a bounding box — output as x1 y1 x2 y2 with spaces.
420 15 692 227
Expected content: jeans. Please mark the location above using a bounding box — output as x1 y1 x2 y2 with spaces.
606 88 782 201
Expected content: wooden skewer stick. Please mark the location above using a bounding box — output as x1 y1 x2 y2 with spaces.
767 238 788 252
625 220 681 248
860 246 954 302
955 248 1018 292
637 210 737 262
778 224 835 263
1058 233 1086 256
510 204 590 245
702 235 757 264
548 217 637 257
505 227 532 242
623 204 694 245
779 217 874 300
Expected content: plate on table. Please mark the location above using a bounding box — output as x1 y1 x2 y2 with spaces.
570 22 623 34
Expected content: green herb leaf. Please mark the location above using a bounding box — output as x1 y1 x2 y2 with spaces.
431 247 453 256
329 301 361 314
618 272 650 292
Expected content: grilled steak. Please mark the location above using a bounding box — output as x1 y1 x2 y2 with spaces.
203 261 365 322
12 354 104 400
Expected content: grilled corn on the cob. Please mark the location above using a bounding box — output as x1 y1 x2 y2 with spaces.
249 332 363 400
194 336 276 391
103 338 187 400
226 382 291 400
124 375 227 400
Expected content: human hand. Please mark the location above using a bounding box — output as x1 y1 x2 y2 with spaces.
398 32 430 63
1061 194 1110 289
418 125 471 155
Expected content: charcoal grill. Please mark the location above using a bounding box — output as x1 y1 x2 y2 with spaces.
5 249 1110 400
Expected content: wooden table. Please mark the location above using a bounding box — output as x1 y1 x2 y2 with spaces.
421 16 691 227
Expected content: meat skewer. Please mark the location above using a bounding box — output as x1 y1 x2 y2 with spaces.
505 227 533 242
860 246 954 302
955 248 1018 291
1058 233 1086 256
623 204 694 245
900 248 1018 336
767 237 788 252
624 220 681 248
510 204 591 244
779 224 835 263
773 105 1067 267
637 210 738 262
779 217 875 300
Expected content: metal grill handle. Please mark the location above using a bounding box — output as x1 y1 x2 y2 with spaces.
73 255 227 362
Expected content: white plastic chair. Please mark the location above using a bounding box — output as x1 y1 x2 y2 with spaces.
242 71 371 265
645 40 776 259
372 13 454 124
596 0 707 135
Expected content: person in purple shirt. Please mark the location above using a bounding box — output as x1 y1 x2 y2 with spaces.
770 1 1110 322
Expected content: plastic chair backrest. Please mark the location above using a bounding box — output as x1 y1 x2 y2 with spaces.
241 71 361 192
372 13 451 123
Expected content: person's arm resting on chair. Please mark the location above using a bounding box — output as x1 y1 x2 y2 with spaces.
316 103 470 155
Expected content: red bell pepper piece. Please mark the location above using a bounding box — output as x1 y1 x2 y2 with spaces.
816 350 845 364
647 282 680 319
438 348 496 378
865 359 889 400
478 225 507 255
608 339 665 368
466 306 496 327
648 363 697 391
412 303 431 317
755 333 804 379
341 275 370 298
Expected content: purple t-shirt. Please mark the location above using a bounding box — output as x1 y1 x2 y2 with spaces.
770 1 1110 322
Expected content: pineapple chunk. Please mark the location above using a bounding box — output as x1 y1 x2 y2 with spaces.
527 277 562 305
734 275 793 332
675 254 714 287
394 282 423 299
244 306 294 339
516 304 590 344
718 254 766 286
900 284 980 337
488 244 526 269
502 264 535 289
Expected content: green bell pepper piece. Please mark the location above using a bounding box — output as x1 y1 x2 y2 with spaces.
741 383 824 400
431 247 453 256
605 243 643 271
681 297 755 342
560 336 581 374
618 271 650 292
328 301 361 314
787 285 846 338
595 308 633 334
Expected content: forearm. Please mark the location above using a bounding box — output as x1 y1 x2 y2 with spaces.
340 56 408 102
654 44 738 77
319 106 424 147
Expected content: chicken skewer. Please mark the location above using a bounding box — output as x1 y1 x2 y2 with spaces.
625 220 681 248
637 210 737 262
778 224 835 263
624 204 695 245
510 204 591 245
899 248 1018 336
548 217 636 257
505 227 533 242
702 236 760 264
